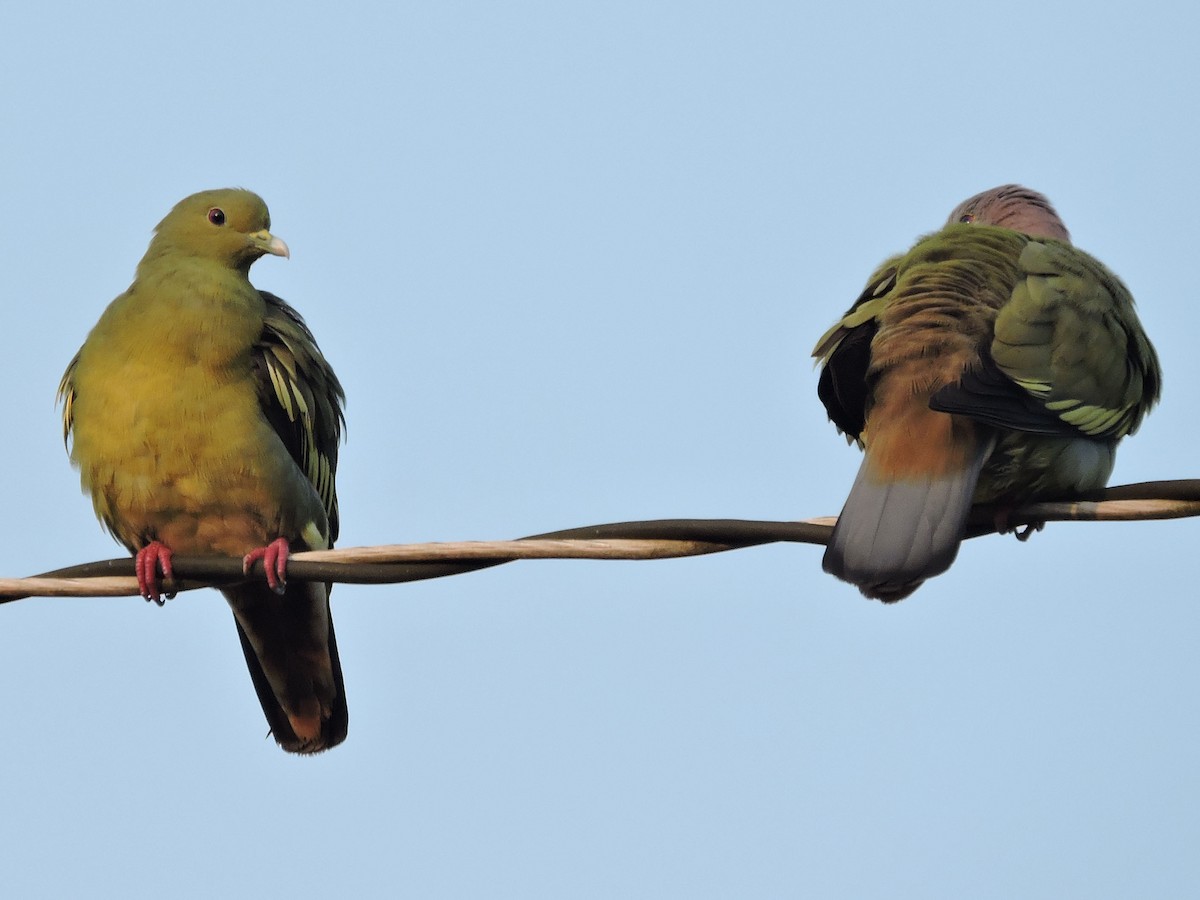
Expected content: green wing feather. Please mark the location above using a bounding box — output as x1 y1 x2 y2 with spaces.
817 225 1161 442
988 240 1160 438
812 256 900 362
252 291 346 544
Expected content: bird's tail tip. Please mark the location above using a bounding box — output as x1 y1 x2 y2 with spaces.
822 444 988 602
272 712 347 754
822 547 930 603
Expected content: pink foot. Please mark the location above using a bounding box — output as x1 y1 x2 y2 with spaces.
135 541 175 605
243 538 290 594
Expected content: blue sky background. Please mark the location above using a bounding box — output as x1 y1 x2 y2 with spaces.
3 2 1198 897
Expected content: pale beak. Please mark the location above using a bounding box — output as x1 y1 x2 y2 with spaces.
251 230 291 259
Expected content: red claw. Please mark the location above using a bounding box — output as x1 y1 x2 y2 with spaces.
135 541 176 605
243 538 290 595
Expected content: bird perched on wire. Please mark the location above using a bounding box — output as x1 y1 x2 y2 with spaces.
59 188 348 752
813 185 1160 601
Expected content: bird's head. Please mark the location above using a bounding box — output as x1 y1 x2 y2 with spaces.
147 188 290 273
946 184 1071 243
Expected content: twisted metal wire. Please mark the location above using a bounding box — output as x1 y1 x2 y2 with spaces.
4 479 1197 603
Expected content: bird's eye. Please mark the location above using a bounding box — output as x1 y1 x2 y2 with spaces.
208 208 226 226
959 213 975 224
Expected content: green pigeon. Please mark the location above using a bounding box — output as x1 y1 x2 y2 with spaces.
813 185 1161 601
59 188 348 752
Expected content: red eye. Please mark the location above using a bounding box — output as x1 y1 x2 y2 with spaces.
208 207 226 226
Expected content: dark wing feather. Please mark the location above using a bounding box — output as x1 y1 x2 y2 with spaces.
929 348 1084 436
817 323 875 439
813 261 898 441
251 291 346 544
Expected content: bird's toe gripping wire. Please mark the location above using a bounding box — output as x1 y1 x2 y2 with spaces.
993 507 1045 542
243 537 290 595
135 540 176 604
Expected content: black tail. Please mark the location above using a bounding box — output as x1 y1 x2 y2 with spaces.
224 580 348 753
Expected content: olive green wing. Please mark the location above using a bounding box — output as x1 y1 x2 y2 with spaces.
931 240 1160 438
